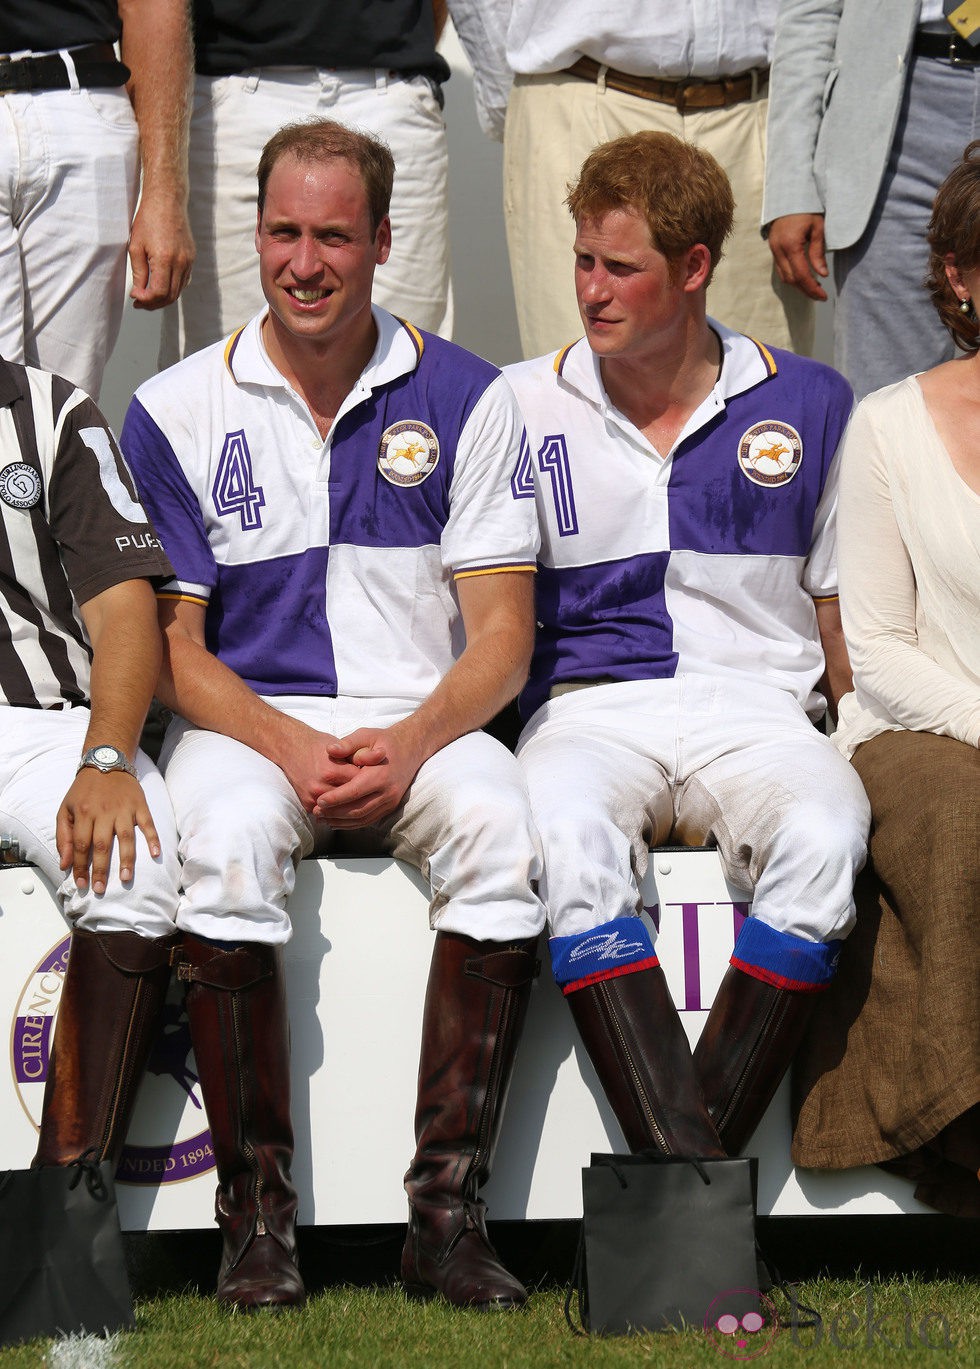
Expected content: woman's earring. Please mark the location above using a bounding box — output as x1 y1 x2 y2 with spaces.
959 296 977 319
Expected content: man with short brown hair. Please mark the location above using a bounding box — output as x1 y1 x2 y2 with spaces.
123 118 545 1311
508 131 870 1165
452 0 813 357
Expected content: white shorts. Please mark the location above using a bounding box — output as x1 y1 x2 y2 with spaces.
160 695 545 945
0 706 180 937
160 67 452 364
517 677 870 944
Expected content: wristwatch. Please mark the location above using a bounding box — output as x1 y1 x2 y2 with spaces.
77 744 138 779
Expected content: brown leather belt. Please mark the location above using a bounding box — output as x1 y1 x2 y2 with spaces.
0 43 129 95
564 55 768 112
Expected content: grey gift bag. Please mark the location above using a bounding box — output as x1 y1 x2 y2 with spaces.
568 1152 762 1335
0 1157 134 1347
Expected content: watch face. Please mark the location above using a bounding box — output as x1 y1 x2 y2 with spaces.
93 746 122 766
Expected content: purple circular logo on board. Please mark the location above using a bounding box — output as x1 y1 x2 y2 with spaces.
12 936 215 1185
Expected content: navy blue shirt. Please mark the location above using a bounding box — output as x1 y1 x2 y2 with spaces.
1 2 120 52
191 0 450 83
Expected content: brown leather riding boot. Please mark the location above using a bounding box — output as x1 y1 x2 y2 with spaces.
401 931 540 1309
694 965 815 1155
178 934 305 1310
566 964 726 1157
35 927 178 1167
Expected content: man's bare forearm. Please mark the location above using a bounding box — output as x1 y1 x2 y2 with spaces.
119 0 195 306
393 606 531 766
815 596 853 724
119 0 192 199
157 626 299 762
316 572 535 825
157 600 361 811
81 579 162 757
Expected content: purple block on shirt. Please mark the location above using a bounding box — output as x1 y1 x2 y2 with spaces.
667 355 850 557
522 551 676 716
210 548 337 695
328 337 498 550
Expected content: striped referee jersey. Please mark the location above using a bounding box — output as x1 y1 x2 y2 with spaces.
0 358 172 709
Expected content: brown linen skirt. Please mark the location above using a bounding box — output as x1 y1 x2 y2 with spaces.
791 730 979 1206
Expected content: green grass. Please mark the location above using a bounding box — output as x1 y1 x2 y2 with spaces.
1 1277 976 1369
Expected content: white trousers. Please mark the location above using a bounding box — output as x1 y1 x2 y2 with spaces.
160 67 452 364
502 72 813 360
160 695 545 945
0 707 180 937
0 88 139 399
517 678 870 944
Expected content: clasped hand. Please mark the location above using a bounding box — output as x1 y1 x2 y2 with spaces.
311 725 423 829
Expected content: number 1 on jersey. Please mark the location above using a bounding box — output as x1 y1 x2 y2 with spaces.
538 435 579 537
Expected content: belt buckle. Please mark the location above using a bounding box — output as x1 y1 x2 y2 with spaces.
0 52 31 92
674 79 694 113
947 35 974 66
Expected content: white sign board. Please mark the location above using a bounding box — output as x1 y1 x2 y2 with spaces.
0 854 927 1230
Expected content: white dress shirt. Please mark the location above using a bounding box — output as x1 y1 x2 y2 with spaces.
451 0 776 136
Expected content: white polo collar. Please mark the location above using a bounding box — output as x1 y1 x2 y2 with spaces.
222 305 425 395
552 319 779 421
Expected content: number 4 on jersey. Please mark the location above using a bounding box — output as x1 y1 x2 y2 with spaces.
212 430 265 530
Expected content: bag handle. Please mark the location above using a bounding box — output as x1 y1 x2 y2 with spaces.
563 1224 589 1336
593 1151 713 1186
1 1153 106 1200
67 1149 108 1198
757 1246 820 1330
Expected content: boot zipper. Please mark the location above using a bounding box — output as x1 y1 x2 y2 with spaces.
471 950 538 1186
597 979 671 1154
471 992 509 1187
230 988 265 1234
715 993 784 1134
100 984 144 1157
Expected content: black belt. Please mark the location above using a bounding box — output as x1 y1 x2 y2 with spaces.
0 43 129 95
912 30 980 65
